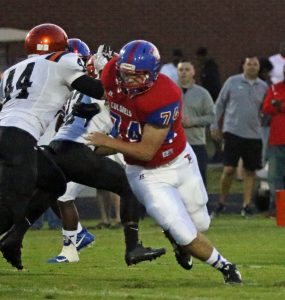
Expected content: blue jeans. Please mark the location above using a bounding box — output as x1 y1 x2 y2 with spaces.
32 208 62 229
261 126 270 166
268 145 285 211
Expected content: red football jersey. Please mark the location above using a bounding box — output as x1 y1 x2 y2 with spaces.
101 57 187 167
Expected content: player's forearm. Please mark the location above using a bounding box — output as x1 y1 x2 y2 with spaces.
71 75 104 99
104 137 155 161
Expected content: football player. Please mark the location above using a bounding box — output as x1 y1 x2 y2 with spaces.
46 48 165 264
85 40 243 284
0 23 104 269
45 92 165 265
0 45 165 269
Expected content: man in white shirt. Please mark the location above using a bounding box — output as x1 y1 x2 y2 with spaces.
160 48 183 83
269 41 285 84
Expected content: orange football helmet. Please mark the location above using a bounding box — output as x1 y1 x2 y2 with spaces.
25 23 68 55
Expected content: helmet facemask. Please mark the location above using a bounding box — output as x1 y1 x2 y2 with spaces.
117 63 154 96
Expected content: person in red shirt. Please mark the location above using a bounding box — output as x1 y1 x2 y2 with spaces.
262 71 285 215
86 40 242 284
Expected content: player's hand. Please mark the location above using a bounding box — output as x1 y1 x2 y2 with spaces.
84 132 110 147
99 44 114 61
211 129 223 141
72 102 101 120
93 44 114 72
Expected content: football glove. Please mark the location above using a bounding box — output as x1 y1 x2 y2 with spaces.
72 102 101 120
93 44 114 73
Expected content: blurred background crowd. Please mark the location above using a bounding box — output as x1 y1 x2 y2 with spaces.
1 0 285 227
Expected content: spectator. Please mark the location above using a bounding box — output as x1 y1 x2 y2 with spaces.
211 56 268 217
269 41 285 84
177 60 214 187
160 48 183 83
259 57 273 85
31 208 61 230
262 68 285 216
195 47 221 101
258 57 273 166
195 47 223 164
94 190 121 229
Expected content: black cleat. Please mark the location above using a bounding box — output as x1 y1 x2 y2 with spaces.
163 230 193 270
220 264 242 284
173 246 193 270
125 242 166 266
210 203 226 219
0 229 23 270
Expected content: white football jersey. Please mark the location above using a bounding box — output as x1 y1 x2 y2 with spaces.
53 91 113 145
0 52 86 140
54 91 126 166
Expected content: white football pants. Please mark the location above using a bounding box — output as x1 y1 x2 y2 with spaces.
126 143 210 246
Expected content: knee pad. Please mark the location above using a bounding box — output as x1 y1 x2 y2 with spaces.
195 214 210 232
191 207 211 233
167 218 198 246
146 203 198 246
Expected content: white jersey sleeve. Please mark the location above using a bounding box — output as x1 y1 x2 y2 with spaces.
0 52 86 140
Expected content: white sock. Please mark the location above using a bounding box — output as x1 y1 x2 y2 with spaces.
62 229 77 245
77 222 83 233
206 248 230 270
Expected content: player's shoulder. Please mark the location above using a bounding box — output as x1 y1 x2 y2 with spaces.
45 51 70 63
152 73 181 101
46 51 83 68
44 51 79 64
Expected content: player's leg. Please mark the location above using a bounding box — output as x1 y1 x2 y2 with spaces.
178 145 242 283
48 181 95 263
126 146 242 284
0 144 67 269
49 140 166 265
0 127 38 269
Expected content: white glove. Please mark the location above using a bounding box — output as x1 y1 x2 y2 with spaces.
93 44 114 73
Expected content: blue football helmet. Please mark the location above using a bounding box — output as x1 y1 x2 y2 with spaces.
117 40 161 96
67 38 91 64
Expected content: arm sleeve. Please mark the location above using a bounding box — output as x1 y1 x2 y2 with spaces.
147 101 180 126
71 75 104 99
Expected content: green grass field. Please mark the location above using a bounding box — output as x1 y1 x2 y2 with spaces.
0 216 285 300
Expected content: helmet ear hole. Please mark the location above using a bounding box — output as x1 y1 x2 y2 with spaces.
25 23 68 55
